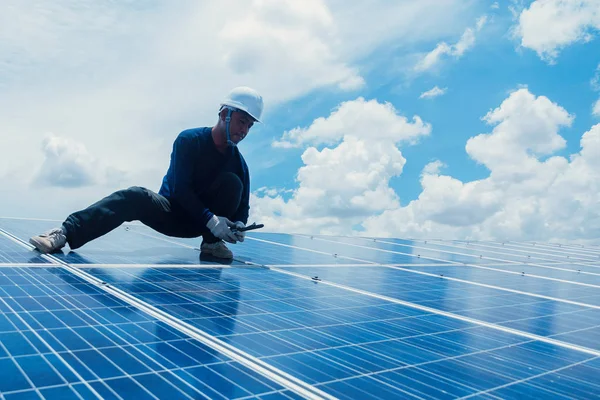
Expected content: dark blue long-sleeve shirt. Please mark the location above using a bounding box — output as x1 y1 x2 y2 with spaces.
158 127 250 226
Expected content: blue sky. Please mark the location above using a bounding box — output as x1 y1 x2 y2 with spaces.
248 4 600 205
1 0 599 243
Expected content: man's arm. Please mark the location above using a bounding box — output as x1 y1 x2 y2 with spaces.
170 134 214 226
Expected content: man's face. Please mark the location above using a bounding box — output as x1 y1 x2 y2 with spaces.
227 110 254 144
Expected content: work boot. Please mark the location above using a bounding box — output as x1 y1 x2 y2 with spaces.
29 228 67 254
200 240 233 259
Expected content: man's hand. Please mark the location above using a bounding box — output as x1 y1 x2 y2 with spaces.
233 221 246 242
206 215 237 243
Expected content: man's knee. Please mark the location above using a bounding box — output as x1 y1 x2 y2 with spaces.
118 186 152 202
218 173 242 195
205 173 243 216
111 186 157 220
209 173 243 200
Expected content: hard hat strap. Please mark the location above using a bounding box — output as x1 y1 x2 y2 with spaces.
224 106 236 150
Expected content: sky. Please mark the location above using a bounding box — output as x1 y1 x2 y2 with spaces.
1 0 600 244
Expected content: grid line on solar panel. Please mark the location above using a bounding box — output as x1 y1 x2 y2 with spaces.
392 263 600 292
87 272 442 334
27 254 338 400
268 263 456 268
457 355 600 400
304 233 595 266
394 266 600 292
402 262 600 280
358 236 595 265
317 353 600 400
245 236 600 310
495 240 600 254
419 238 599 263
358 235 600 266
0 264 57 267
345 236 600 276
441 239 600 262
85 267 585 347
0 266 310 399
297 234 600 278
81 227 600 358
76 267 599 342
278 237 600 312
266 262 596 268
264 265 600 351
74 263 378 268
260 315 599 366
261 266 600 356
311 344 599 396
0 281 106 398
78 265 600 400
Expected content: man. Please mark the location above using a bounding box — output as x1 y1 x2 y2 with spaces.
29 86 263 259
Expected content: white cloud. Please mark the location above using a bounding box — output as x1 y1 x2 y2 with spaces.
592 64 600 117
466 88 572 172
218 0 364 92
592 63 600 91
257 88 600 244
593 99 600 117
415 15 487 72
337 75 367 91
323 0 477 60
415 43 453 72
0 0 476 220
419 86 448 99
491 2 499 9
252 98 431 234
422 160 446 175
362 88 600 243
273 97 431 148
33 133 125 188
476 15 488 31
513 0 600 63
255 187 294 198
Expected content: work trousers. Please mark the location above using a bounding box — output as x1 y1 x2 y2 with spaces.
62 172 243 250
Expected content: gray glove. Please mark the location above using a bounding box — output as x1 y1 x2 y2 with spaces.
233 221 246 242
206 215 237 243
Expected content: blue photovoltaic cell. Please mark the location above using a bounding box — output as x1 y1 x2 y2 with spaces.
252 233 451 265
377 237 600 265
284 265 600 351
0 266 293 399
79 266 600 399
413 262 600 285
280 234 598 268
495 356 600 398
371 237 596 265
388 265 600 304
450 240 600 262
1 217 600 399
311 236 519 265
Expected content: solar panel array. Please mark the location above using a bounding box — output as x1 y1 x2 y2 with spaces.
0 216 599 399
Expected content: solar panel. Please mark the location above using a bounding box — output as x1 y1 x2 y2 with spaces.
1 216 599 399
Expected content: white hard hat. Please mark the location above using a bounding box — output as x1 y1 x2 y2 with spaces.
220 86 264 123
